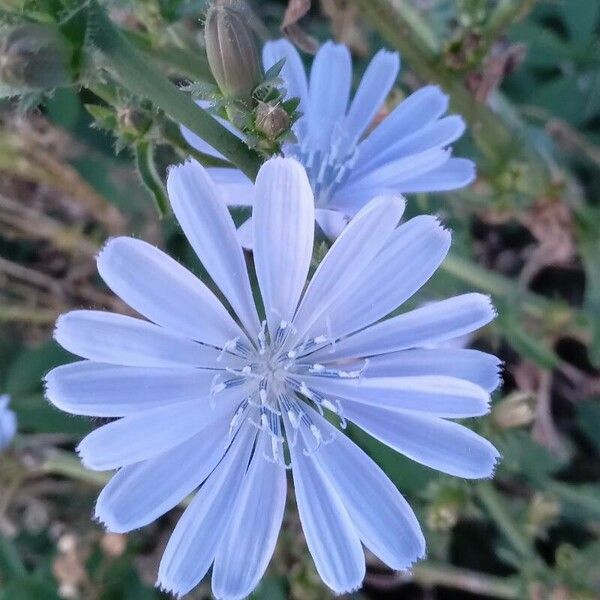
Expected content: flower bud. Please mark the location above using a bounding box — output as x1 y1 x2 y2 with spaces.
204 1 263 99
117 107 152 137
491 391 535 429
0 24 73 91
426 486 467 532
255 101 290 141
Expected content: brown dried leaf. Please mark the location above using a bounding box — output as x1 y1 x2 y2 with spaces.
281 0 319 54
320 0 369 56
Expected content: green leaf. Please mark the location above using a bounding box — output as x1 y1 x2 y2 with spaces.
498 313 559 369
496 430 566 482
12 393 90 435
577 400 600 453
251 576 287 600
5 342 71 396
561 0 600 47
263 58 286 82
0 577 59 600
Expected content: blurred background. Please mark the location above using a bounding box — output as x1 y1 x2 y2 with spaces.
1 0 600 598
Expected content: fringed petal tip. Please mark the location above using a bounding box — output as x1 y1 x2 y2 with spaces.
92 508 130 535
330 579 364 597
393 548 428 574
462 159 477 186
483 449 502 480
75 442 108 473
155 581 185 600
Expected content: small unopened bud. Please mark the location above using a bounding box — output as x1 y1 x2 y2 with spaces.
426 486 466 532
526 493 560 534
117 107 152 137
204 1 263 99
492 391 535 429
0 24 73 91
255 101 290 141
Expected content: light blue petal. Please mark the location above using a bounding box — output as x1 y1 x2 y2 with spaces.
95 417 233 533
355 115 465 176
262 39 308 138
236 216 253 249
157 424 256 598
77 393 240 470
253 158 315 333
397 158 476 193
345 402 500 478
167 161 261 337
306 410 425 569
315 208 349 240
213 433 287 600
344 146 449 188
287 419 365 594
362 349 502 392
206 168 255 207
180 101 242 160
343 50 400 147
319 216 450 339
358 85 449 167
292 195 405 342
54 311 227 368
307 42 352 150
0 395 16 451
310 293 496 362
333 148 449 214
303 374 490 418
97 237 243 347
44 362 218 416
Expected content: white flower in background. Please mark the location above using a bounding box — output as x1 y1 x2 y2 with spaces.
45 158 499 599
183 39 475 242
0 394 17 451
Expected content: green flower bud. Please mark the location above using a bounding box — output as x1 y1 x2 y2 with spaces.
491 391 535 429
117 107 152 138
255 101 290 141
0 24 73 92
204 1 263 99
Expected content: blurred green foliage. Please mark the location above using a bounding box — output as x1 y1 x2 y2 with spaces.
1 1 600 599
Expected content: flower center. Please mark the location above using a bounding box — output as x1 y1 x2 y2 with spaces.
211 320 365 467
289 124 358 208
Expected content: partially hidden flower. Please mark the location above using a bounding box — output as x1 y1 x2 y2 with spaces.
183 39 475 243
0 394 17 451
45 157 499 599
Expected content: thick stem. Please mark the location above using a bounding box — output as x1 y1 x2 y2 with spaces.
87 0 262 180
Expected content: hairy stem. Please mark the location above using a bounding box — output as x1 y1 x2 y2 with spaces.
87 0 262 180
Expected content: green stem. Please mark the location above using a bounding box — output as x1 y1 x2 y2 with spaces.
0 535 26 579
442 253 548 318
134 141 170 217
124 29 212 82
37 449 192 506
160 120 233 169
86 0 262 181
411 561 520 599
39 449 110 488
477 481 535 561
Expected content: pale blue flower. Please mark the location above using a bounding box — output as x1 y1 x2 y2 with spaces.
183 39 475 242
0 394 17 451
45 157 499 599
